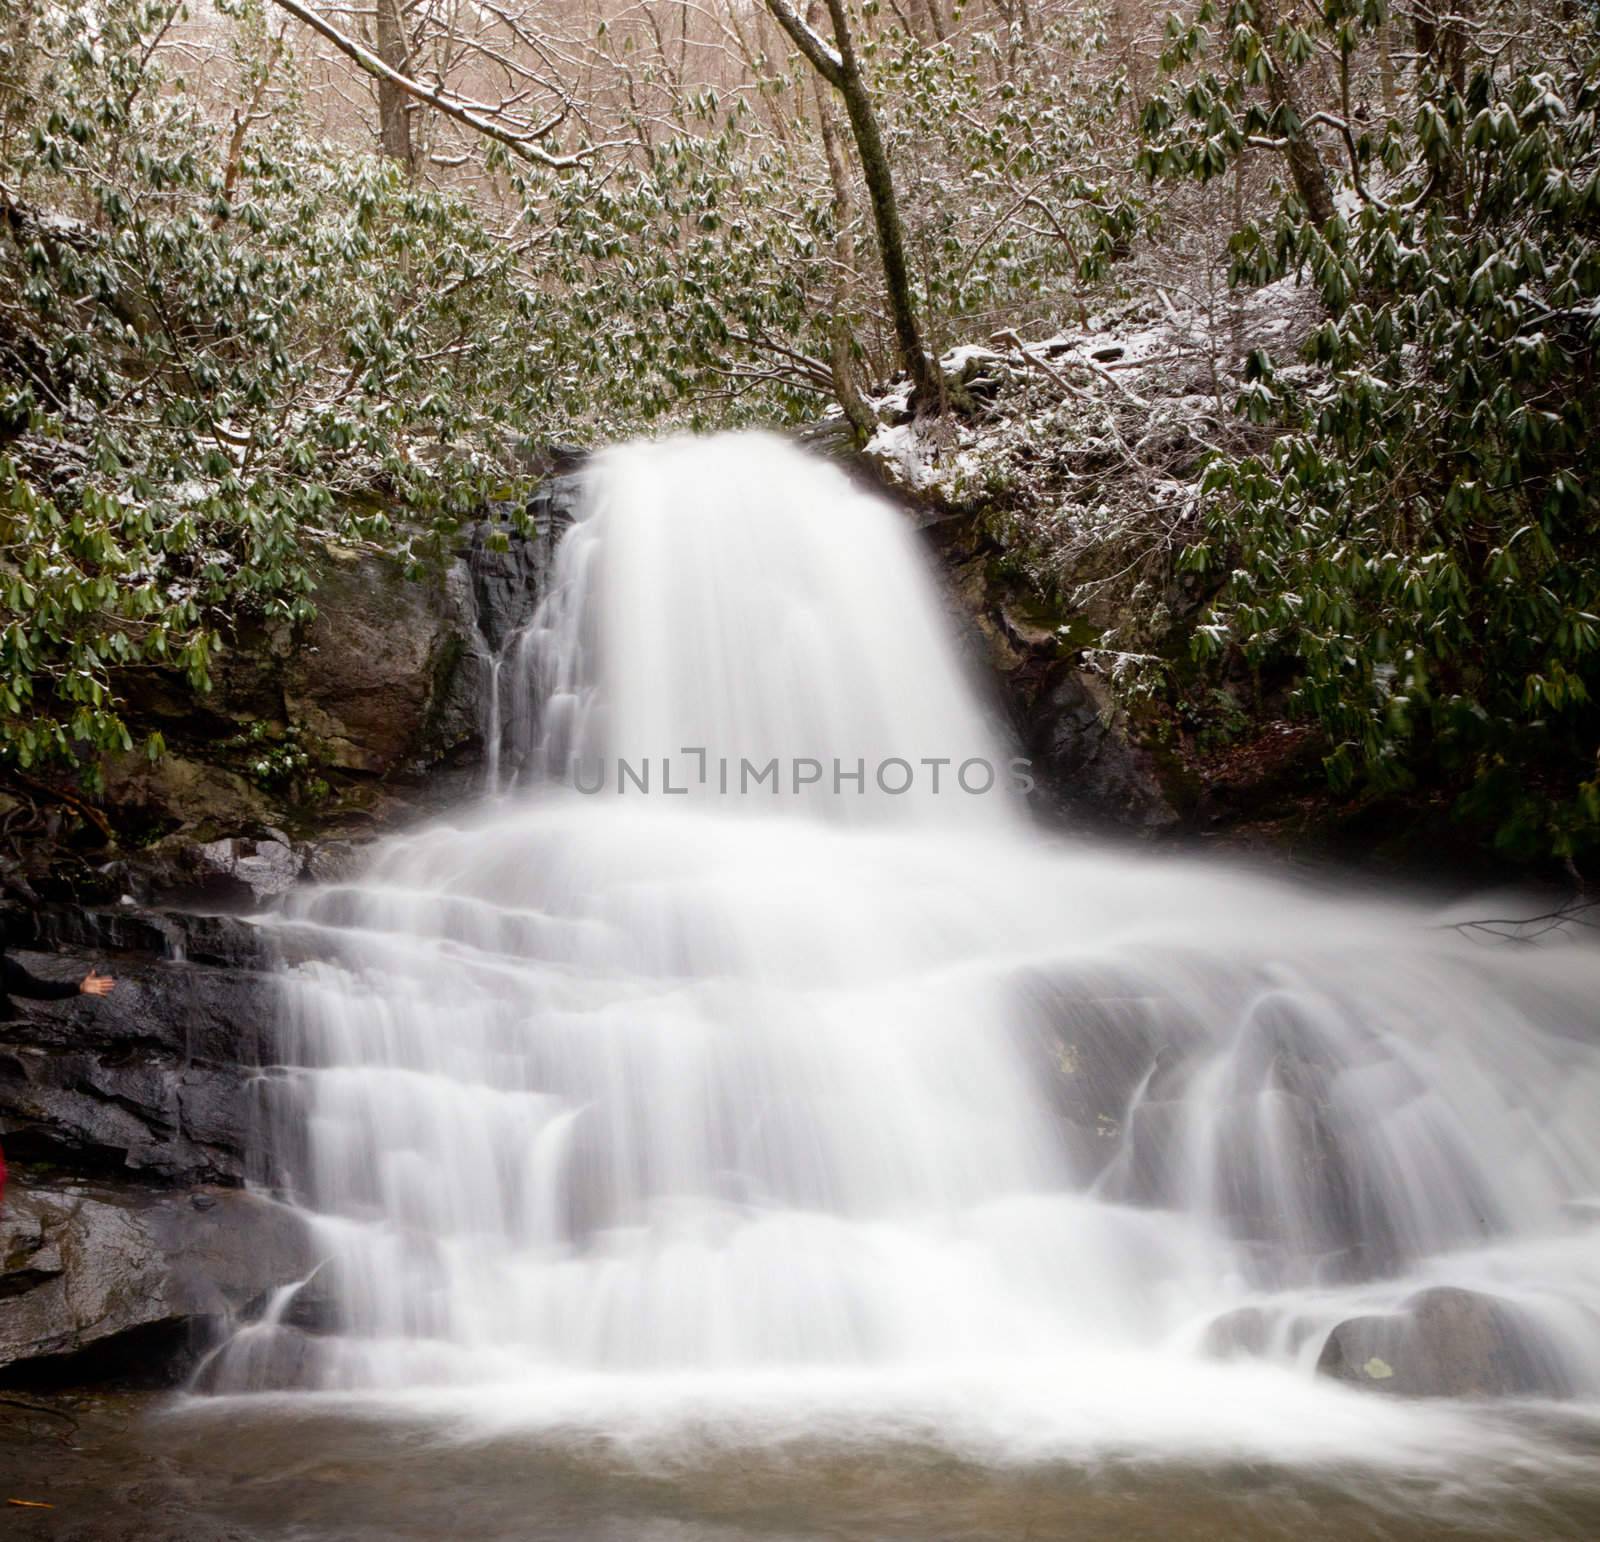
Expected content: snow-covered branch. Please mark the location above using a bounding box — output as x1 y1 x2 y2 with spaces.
761 0 844 89
266 0 586 169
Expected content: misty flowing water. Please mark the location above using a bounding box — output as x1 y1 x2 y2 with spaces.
186 434 1600 1538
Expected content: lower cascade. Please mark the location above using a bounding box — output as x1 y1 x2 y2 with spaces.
207 433 1600 1466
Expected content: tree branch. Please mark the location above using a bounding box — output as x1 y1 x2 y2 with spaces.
265 0 584 168
762 0 844 88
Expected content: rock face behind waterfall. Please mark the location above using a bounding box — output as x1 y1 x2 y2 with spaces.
839 430 1383 851
6 487 572 915
922 506 1183 832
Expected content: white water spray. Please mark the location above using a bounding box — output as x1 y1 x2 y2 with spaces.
221 433 1600 1468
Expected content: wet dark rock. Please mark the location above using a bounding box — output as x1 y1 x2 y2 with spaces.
1210 1090 1353 1246
302 838 367 886
189 1321 327 1393
1027 668 1179 831
1201 1302 1325 1359
466 474 580 655
0 899 317 1385
161 912 275 970
113 837 280 913
1202 1305 1271 1359
1313 1240 1403 1287
1019 979 1160 1129
1110 1096 1189 1206
1012 963 1201 1178
465 524 543 658
1220 995 1355 1104
20 903 269 971
275 1260 345 1333
1103 1082 1399 1282
0 1182 312 1375
0 932 278 1186
1015 958 1417 1284
912 507 1180 832
1316 1286 1575 1398
189 835 302 907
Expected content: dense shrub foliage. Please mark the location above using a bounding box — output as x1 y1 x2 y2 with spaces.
1146 0 1600 857
1 0 538 769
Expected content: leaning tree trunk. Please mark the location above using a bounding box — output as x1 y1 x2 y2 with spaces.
807 7 878 440
1259 0 1334 230
764 0 946 410
831 54 943 405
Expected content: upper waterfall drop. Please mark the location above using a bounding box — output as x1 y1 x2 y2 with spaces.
494 432 1018 817
212 431 1600 1473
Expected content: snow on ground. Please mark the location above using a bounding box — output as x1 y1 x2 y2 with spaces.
862 281 1317 508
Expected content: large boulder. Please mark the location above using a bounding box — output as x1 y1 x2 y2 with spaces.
1316 1285 1575 1398
93 543 483 853
282 543 477 779
0 1182 313 1374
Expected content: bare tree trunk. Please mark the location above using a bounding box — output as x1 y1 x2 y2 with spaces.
807 10 876 440
829 30 942 405
1229 151 1245 364
375 0 414 172
1414 0 1469 95
762 0 945 408
1413 0 1473 212
216 32 285 228
989 0 1021 79
1378 20 1397 115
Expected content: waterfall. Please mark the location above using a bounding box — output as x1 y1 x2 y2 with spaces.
217 432 1600 1466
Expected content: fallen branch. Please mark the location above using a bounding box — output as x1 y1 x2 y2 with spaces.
5 771 115 843
991 328 1092 400
1444 896 1600 945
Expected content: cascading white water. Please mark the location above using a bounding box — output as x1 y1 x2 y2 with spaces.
216 432 1600 1470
